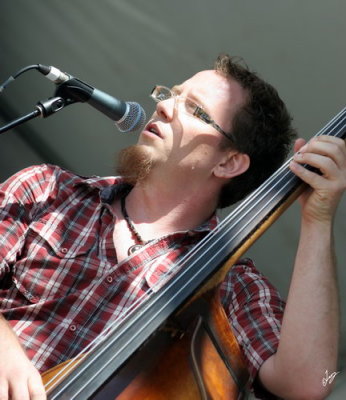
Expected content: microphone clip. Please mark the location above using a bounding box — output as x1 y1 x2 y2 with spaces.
36 96 66 117
54 78 94 104
0 96 71 134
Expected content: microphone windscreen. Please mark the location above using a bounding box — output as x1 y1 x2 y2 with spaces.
116 102 146 133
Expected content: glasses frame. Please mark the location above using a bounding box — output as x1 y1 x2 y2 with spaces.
150 85 234 142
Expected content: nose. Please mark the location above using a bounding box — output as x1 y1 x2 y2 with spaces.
155 97 175 121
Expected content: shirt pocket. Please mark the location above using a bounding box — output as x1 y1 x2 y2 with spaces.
13 219 97 303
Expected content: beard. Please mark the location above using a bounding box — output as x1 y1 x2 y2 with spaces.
116 145 155 185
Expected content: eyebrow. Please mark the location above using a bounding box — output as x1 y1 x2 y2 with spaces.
171 84 182 93
171 84 209 112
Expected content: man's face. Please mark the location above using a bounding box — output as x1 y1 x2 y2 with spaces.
136 70 247 181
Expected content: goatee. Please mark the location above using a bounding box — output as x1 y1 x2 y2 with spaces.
116 145 155 185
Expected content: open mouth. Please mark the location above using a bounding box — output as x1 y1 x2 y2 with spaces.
146 123 162 138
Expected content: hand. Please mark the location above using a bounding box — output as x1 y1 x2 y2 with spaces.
0 316 46 400
0 348 46 400
289 135 346 224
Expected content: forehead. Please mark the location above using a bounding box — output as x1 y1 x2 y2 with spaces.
181 70 232 98
180 70 247 129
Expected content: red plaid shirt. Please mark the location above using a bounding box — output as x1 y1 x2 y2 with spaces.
0 164 284 394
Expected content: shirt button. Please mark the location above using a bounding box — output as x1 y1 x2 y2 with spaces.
61 247 68 254
106 275 113 283
69 324 77 332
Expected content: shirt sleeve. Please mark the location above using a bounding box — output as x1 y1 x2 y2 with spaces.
0 164 59 280
219 258 285 399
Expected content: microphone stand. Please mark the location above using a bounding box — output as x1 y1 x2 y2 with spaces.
0 78 93 135
0 96 74 135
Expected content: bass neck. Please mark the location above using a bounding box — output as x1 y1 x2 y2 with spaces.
46 107 346 399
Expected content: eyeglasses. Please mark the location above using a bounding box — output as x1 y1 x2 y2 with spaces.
150 85 234 142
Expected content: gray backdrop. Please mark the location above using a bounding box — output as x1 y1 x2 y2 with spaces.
0 1 345 397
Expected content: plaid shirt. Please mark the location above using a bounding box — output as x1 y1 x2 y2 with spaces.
0 164 284 395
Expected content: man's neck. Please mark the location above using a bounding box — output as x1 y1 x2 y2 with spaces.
123 174 219 241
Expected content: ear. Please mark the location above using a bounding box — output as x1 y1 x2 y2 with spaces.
213 150 250 180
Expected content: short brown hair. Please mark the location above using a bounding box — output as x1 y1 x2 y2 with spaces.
215 54 296 208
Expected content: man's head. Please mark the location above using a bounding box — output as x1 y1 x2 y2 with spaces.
118 53 296 208
214 53 296 207
118 65 250 192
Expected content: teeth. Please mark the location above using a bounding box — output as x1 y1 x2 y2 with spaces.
149 127 158 135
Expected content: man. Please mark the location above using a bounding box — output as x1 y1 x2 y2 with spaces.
0 54 345 399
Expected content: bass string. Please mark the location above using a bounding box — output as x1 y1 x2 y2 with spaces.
58 160 313 399
45 107 346 393
132 106 346 296
164 107 346 272
43 168 302 394
75 106 346 348
44 107 346 392
144 107 346 280
46 108 346 392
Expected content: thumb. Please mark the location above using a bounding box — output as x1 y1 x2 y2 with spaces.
294 138 306 153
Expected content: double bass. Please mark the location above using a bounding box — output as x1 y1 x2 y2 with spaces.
42 107 346 399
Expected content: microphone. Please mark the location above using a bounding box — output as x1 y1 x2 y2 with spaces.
37 64 146 132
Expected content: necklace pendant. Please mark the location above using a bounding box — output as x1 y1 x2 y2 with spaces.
128 244 143 256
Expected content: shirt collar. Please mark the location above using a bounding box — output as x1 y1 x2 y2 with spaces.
74 175 130 202
76 177 219 233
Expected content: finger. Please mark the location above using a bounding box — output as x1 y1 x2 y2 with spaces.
311 134 345 147
300 136 346 167
28 375 47 400
291 158 344 214
9 381 30 400
290 158 344 199
293 138 306 153
293 151 338 180
289 160 326 189
0 379 9 400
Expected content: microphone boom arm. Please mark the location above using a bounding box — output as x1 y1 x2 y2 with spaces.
0 96 70 135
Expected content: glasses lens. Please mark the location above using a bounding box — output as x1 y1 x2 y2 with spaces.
152 86 172 102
